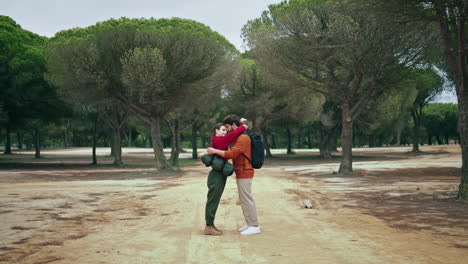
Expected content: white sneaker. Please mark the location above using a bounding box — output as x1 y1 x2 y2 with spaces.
239 225 249 232
240 226 261 235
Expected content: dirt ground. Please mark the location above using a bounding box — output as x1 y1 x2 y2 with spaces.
0 145 467 264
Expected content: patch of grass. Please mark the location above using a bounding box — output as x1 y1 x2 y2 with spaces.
36 241 63 246
12 238 29 244
0 247 15 251
114 162 156 169
268 153 326 159
11 226 36 230
140 195 158 200
299 171 364 178
179 158 199 166
116 217 141 221
0 155 95 162
432 190 458 200
119 170 182 178
66 234 88 240
90 158 199 169
57 202 73 209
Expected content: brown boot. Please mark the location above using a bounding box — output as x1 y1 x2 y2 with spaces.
204 225 222 236
213 225 223 234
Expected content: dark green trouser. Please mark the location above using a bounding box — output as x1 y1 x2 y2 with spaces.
205 169 227 226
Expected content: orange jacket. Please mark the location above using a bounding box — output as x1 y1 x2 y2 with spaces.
223 134 254 179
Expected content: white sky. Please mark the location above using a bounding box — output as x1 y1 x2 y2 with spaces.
0 0 458 103
2 0 282 52
432 89 457 103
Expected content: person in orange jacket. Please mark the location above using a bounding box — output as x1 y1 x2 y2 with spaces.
203 119 248 236
208 114 260 235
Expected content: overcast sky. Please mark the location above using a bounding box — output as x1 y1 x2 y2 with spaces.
1 0 458 103
2 0 282 52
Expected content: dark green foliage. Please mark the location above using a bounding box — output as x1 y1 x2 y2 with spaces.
423 103 458 144
1 16 68 155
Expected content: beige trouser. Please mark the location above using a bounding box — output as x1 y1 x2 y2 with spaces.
236 178 259 226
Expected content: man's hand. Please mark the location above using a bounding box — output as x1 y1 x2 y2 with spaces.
207 147 225 157
207 147 216 155
240 118 247 124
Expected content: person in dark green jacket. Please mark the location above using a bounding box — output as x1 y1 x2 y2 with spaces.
203 119 247 235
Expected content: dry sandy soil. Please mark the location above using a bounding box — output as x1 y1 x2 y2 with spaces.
0 145 467 263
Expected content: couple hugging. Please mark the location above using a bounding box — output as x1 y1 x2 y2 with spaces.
203 114 260 236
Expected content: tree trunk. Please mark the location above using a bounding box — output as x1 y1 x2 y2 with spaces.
170 119 181 167
17 132 23 149
358 133 365 148
34 127 41 159
457 89 468 199
286 127 294 155
63 130 67 148
319 125 332 159
329 129 338 152
63 121 70 148
412 122 420 152
128 127 132 147
396 129 402 146
170 135 175 161
395 118 406 146
263 127 272 158
369 135 376 148
25 140 32 150
4 124 11 154
91 115 98 165
191 126 198 159
412 108 421 152
150 116 171 170
72 130 77 147
428 134 432 145
339 104 353 174
110 129 115 157
271 134 277 149
319 141 331 158
307 131 313 149
163 137 170 148
297 134 302 149
201 136 207 148
433 2 468 199
112 127 123 166
377 135 384 147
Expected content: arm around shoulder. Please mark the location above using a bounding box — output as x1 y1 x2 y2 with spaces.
223 134 250 160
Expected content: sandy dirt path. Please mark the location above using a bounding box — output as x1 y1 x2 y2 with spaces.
1 145 467 263
1 167 466 263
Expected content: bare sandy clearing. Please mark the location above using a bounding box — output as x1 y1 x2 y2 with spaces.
0 145 466 263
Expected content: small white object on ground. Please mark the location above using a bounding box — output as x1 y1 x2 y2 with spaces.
304 200 313 208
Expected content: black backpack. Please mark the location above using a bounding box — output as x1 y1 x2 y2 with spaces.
241 133 265 169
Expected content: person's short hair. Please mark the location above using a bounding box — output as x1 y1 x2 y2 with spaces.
222 114 241 126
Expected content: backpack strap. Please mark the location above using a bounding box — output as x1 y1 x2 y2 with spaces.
242 153 253 165
240 133 253 165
